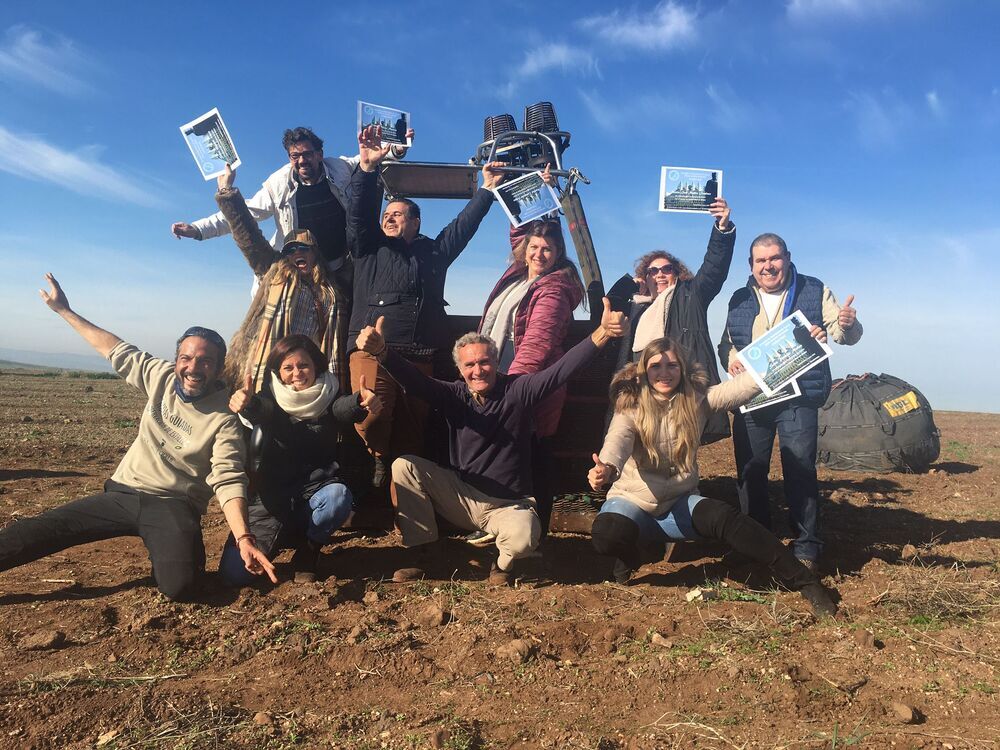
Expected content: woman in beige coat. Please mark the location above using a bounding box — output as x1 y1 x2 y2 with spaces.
588 337 836 616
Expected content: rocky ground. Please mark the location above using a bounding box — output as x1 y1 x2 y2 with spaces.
1 369 998 749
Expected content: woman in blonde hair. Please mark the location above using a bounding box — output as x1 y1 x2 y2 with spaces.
588 337 837 616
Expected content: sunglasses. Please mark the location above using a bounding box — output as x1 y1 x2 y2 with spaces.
646 264 676 276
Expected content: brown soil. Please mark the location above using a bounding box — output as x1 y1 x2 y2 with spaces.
1 371 998 749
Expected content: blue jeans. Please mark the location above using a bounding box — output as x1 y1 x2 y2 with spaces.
733 403 821 562
219 482 353 587
598 495 706 543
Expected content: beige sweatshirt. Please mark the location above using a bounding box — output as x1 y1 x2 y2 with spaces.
107 342 247 512
599 372 758 515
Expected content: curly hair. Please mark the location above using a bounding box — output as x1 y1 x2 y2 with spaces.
282 127 323 152
633 251 694 284
609 337 708 474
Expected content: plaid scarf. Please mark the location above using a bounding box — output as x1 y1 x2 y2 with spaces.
247 273 346 394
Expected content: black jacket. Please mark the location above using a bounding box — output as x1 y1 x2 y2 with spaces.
347 169 494 350
607 223 736 443
243 385 366 522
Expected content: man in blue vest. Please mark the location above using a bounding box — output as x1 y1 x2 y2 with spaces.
718 233 862 572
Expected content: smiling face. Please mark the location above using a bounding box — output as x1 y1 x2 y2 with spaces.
525 236 558 279
382 201 419 243
751 242 790 294
645 350 683 398
457 343 497 396
278 349 317 391
174 336 221 397
645 256 678 294
283 244 317 277
287 140 324 184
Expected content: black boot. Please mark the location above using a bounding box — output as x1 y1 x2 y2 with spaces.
591 513 642 583
292 539 322 583
691 498 837 617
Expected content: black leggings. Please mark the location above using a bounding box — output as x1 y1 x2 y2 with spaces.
591 497 815 589
0 480 205 600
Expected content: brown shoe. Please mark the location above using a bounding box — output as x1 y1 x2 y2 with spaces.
392 567 426 583
488 561 512 586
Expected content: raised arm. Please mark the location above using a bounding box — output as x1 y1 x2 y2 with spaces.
214 166 279 276
348 125 391 256
690 198 736 304
433 161 503 267
39 273 121 357
173 181 276 242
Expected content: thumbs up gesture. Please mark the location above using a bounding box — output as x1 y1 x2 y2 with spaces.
356 316 387 356
838 294 857 330
600 297 629 339
357 374 383 418
588 453 618 492
229 373 253 414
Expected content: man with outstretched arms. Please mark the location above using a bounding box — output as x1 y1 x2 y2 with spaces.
718 233 862 572
355 300 629 585
0 275 276 599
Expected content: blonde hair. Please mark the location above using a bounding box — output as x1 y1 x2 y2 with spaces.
609 337 708 475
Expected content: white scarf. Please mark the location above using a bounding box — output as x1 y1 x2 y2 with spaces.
269 370 338 422
633 285 676 352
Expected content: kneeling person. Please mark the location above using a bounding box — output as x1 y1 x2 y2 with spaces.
355 301 629 584
0 275 276 600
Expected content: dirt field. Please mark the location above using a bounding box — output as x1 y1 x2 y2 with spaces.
1 370 998 749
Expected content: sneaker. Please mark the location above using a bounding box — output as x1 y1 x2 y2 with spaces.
488 561 512 586
292 541 321 583
463 529 497 547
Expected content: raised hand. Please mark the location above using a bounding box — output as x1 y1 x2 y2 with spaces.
600 297 629 339
588 453 616 492
217 163 235 191
359 125 391 172
229 374 254 414
540 163 555 187
708 197 731 230
39 273 70 314
838 294 857 330
171 222 200 239
356 315 387 355
358 374 383 418
482 160 505 190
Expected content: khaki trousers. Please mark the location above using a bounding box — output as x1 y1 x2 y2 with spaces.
391 455 541 570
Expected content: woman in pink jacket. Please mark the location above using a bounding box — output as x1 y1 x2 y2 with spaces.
473 218 585 539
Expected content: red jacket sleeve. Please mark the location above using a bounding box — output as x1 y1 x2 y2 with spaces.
507 284 575 375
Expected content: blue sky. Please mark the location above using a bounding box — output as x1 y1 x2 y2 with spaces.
1 0 997 412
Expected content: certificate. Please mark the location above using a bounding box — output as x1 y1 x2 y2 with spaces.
179 107 241 180
736 310 833 396
659 166 722 214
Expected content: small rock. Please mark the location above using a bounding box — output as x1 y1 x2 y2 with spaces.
429 729 450 749
685 587 716 602
927 468 938 475
106 653 118 663
600 627 617 641
346 625 365 644
19 630 67 650
253 711 272 726
891 701 920 724
650 633 673 648
901 544 919 559
84 385 94 393
415 601 447 628
21 415 33 423
96 729 119 747
854 629 877 649
473 672 495 687
362 590 380 606
496 638 535 664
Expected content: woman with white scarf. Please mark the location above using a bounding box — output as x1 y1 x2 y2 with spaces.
220 334 381 584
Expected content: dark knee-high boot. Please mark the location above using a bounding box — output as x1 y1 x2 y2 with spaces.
691 499 837 616
591 513 642 584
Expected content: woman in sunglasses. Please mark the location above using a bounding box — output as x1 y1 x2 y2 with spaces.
606 198 735 444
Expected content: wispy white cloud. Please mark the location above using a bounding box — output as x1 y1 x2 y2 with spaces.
0 25 98 96
843 89 911 148
578 1 697 52
787 0 907 22
925 89 945 119
498 42 598 98
705 83 756 133
578 88 691 133
0 126 165 208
